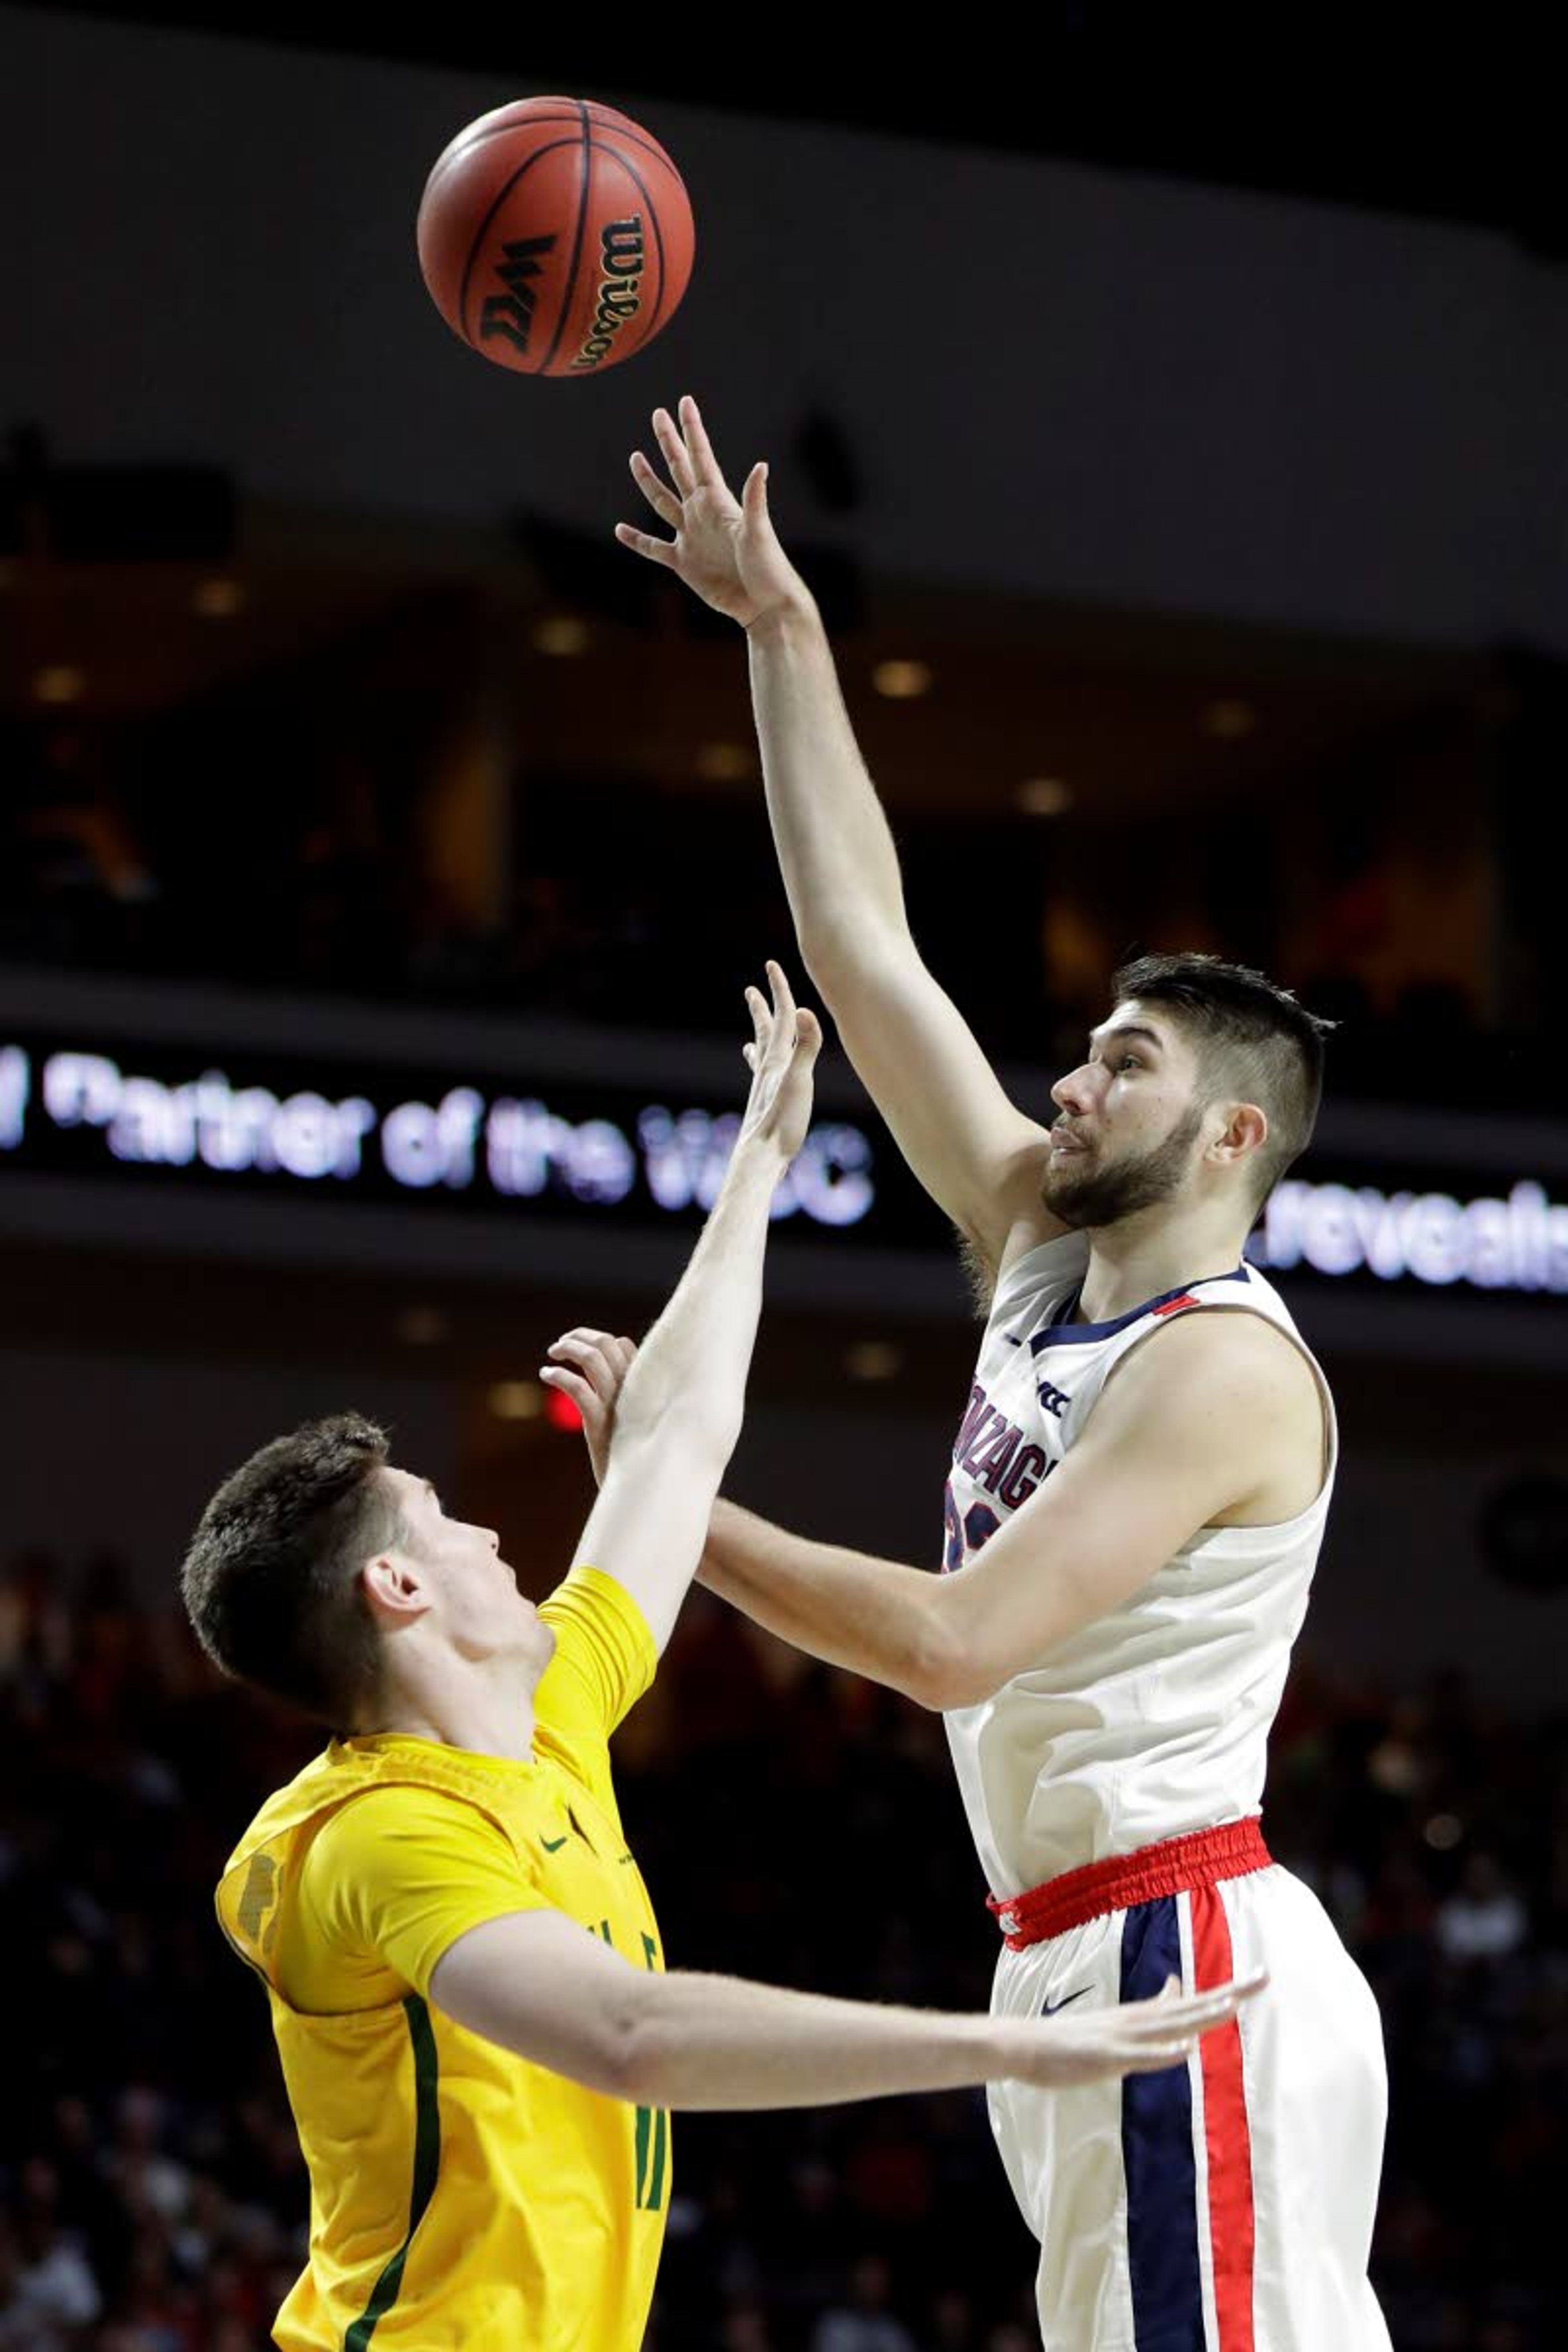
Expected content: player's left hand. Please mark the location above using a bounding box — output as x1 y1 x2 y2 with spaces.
539 1328 638 1486
737 960 822 1165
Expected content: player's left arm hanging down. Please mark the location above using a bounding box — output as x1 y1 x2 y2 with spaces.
697 1310 1319 1707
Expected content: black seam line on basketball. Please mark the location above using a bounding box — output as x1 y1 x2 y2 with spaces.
425 113 578 185
591 145 670 352
431 113 675 178
537 100 594 377
343 1993 441 2351
457 136 581 346
423 114 583 202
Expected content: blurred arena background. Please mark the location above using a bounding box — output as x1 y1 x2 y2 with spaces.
1 8 1564 2348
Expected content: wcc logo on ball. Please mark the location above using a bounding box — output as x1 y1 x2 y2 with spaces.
480 234 558 356
572 216 646 371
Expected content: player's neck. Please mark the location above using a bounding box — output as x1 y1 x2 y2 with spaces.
357 1661 540 1764
1078 1200 1251 1324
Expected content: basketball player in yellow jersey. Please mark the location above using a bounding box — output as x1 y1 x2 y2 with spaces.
183 966 1261 2352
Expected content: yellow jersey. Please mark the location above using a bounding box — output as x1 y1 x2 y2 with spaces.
215 1566 668 2351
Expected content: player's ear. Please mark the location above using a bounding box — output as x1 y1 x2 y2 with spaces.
362 1552 432 1626
1209 1100 1268 1168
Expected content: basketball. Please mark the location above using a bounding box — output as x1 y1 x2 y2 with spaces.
416 97 695 379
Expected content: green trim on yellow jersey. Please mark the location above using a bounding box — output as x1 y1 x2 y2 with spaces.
344 1993 441 2350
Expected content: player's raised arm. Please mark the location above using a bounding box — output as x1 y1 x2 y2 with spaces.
539 963 818 1654
617 396 1056 1274
431 1905 1266 2112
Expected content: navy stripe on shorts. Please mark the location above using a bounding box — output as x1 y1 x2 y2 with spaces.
1120 1893 1205 2350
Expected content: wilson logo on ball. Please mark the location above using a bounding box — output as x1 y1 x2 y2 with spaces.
418 95 694 376
480 234 559 355
571 215 645 371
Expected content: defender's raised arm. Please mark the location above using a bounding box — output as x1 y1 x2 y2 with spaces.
543 962 819 1654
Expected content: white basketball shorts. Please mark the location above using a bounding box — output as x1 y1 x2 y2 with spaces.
986 1829 1392 2351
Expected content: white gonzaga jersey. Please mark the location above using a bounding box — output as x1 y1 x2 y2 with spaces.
943 1231 1336 1898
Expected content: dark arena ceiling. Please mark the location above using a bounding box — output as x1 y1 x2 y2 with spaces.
44 3 1568 258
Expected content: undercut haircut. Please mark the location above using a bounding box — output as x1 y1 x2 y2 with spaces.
1111 951 1335 1211
180 1412 401 1728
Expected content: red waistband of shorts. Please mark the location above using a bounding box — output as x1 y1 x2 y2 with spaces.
986 1817 1272 1949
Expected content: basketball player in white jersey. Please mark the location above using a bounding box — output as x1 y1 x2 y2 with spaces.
608 398 1393 2351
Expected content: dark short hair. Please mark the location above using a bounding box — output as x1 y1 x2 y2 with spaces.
1111 951 1335 1209
180 1413 400 1728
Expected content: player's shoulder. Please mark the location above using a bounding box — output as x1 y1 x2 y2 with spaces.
537 1565 659 1726
308 1778 519 1869
540 1561 653 1646
1105 1298 1319 1422
1136 1295 1311 1368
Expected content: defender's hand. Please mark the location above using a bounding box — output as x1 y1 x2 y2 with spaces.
737 961 821 1165
615 396 810 630
539 1329 638 1487
1009 1970 1269 2090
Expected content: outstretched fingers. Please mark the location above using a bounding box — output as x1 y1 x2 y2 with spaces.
629 448 682 528
678 394 727 490
744 968 818 1068
1124 1969 1269 2039
742 979 772 1074
1085 1973 1268 2079
763 957 796 1031
767 962 821 1074
652 405 698 498
793 1005 824 1067
538 1360 596 1414
1120 2037 1205 2075
546 1324 616 1363
613 521 678 566
543 1328 634 1396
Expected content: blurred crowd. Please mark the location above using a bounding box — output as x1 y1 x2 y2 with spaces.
1 1543 1563 2351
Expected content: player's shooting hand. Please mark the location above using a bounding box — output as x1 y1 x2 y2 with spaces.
737 961 822 1165
615 395 810 629
539 1329 639 1487
1010 1969 1269 2091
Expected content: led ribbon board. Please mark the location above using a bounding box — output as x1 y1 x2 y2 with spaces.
1250 1175 1568 1296
3 1030 1566 1297
0 1037 876 1233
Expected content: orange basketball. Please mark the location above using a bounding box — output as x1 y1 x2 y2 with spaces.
416 97 695 379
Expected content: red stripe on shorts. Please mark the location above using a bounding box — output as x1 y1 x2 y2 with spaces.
1190 1883 1256 2351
